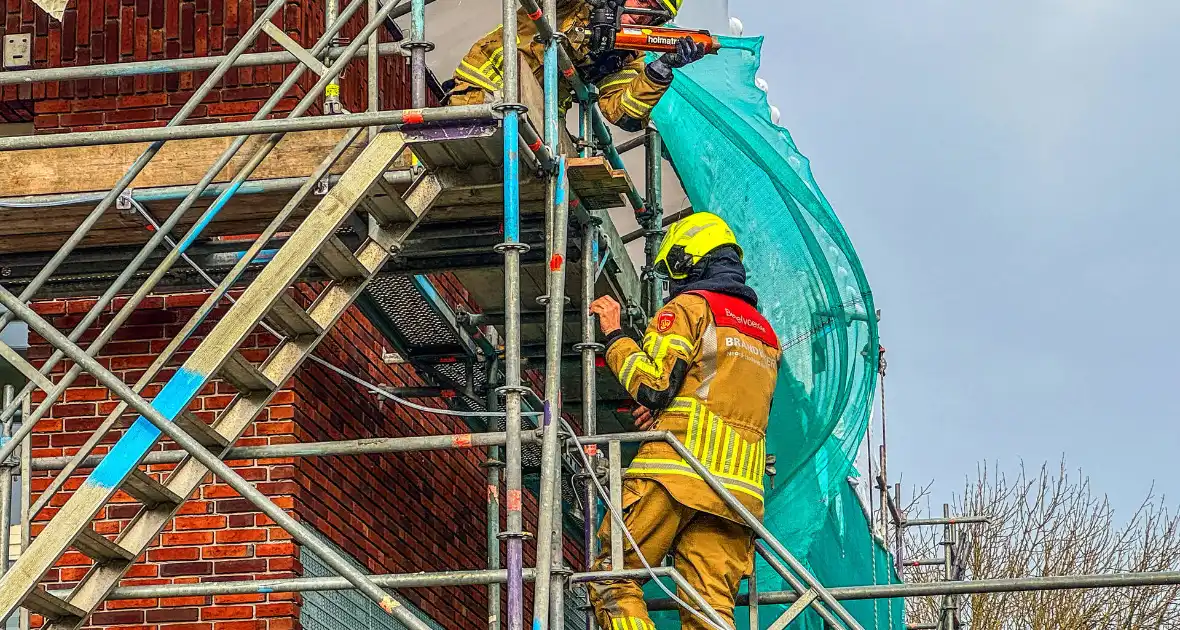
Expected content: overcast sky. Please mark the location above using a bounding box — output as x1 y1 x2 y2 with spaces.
729 0 1180 515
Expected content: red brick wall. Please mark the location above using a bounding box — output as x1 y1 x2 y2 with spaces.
0 0 420 133
27 292 301 629
0 88 33 122
24 279 585 629
298 3 419 115
291 278 585 626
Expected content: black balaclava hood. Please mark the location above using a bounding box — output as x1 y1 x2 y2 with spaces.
666 246 759 307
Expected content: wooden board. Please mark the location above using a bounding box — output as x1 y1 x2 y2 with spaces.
0 129 418 198
0 123 631 256
0 189 318 254
567 157 631 210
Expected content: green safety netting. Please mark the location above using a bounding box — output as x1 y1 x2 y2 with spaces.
640 35 903 628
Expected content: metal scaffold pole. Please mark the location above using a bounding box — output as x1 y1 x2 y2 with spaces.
643 127 665 316
367 0 380 140
0 289 434 630
0 105 502 151
0 0 441 514
576 91 600 630
0 44 405 86
648 568 1180 608
0 385 13 578
576 221 604 630
486 364 505 630
407 0 432 109
324 0 343 114
940 503 954 630
0 0 289 336
0 0 376 438
493 0 528 627
532 0 570 624
17 395 29 630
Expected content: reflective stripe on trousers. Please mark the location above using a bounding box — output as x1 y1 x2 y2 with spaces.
610 618 655 630
627 397 765 501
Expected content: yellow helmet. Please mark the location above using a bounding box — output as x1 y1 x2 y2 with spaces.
658 0 680 17
653 212 742 280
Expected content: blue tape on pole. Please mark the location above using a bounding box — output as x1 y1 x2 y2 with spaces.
555 156 567 207
595 248 610 281
544 43 559 152
232 248 279 264
503 115 521 243
177 180 243 252
86 366 205 489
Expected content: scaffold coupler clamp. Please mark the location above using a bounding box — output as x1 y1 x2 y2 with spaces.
624 302 646 328
493 241 532 254
577 450 609 483
498 529 535 541
399 39 436 54
536 294 572 307
551 564 575 583
492 101 529 118
116 188 134 211
494 385 533 399
639 264 659 286
0 435 15 468
635 206 664 228
538 28 570 48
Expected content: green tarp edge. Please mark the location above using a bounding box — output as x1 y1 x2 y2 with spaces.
638 35 903 629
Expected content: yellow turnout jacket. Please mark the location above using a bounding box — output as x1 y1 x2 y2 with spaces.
604 290 782 523
446 0 671 132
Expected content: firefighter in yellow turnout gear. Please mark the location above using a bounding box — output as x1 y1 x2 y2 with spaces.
589 213 782 629
444 0 707 132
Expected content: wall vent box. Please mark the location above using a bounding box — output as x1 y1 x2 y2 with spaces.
3 34 32 69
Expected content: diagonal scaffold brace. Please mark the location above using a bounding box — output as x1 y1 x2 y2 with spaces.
0 286 432 630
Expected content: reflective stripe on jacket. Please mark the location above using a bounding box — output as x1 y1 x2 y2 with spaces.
604 290 781 522
445 1 670 132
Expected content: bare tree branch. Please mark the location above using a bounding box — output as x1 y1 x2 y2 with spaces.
889 458 1180 629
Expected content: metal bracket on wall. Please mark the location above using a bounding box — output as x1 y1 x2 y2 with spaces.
116 189 134 211
313 178 331 196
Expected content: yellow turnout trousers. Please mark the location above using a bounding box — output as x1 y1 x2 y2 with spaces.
588 479 754 630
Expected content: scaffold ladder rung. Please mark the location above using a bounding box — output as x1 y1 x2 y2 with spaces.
0 130 452 628
23 588 84 624
316 236 369 281
217 352 276 394
365 177 416 225
265 291 324 338
173 410 230 448
72 528 136 564
121 469 183 507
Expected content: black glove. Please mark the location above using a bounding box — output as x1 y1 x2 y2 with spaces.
645 36 707 85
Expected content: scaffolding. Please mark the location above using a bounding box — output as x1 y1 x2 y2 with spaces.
0 1 1178 629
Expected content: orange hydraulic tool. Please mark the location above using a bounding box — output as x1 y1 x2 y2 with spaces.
612 26 722 55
